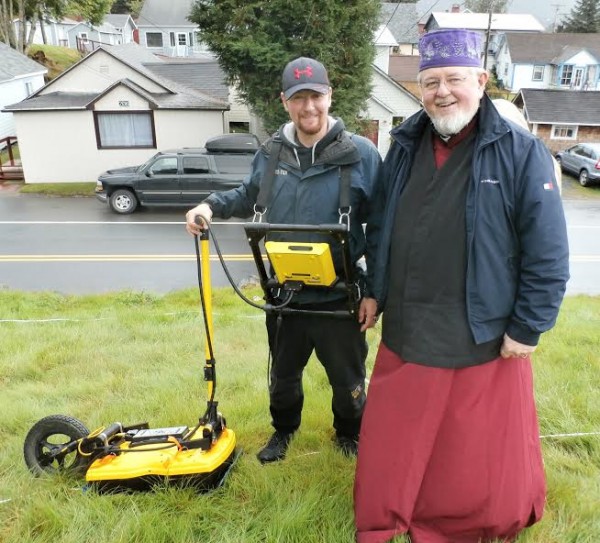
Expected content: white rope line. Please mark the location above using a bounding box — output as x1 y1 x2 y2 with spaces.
540 431 600 439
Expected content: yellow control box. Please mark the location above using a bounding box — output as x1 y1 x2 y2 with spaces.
265 241 337 287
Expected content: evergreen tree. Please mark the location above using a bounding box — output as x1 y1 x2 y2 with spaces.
110 0 143 16
189 0 380 133
559 0 599 33
464 0 510 13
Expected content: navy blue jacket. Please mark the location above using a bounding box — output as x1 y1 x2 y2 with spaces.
205 119 382 303
367 95 569 346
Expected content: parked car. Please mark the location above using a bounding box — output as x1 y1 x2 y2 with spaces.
555 142 600 187
95 134 259 214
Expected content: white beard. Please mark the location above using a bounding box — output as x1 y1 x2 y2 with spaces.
430 108 476 136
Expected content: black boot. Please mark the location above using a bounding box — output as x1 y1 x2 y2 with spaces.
334 434 358 457
257 431 293 464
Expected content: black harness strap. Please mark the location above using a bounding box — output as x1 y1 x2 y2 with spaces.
255 138 282 215
255 134 354 221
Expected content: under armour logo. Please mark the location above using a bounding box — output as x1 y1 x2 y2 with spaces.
294 66 313 79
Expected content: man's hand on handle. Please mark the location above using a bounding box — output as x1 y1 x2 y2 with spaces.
185 203 213 236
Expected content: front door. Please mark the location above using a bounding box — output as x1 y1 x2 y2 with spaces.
138 156 180 204
175 33 187 56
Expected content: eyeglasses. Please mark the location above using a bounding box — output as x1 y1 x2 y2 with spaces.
420 75 470 92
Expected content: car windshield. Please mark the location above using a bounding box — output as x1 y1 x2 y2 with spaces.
137 153 162 172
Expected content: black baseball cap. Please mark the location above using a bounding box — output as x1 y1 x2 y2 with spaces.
282 57 330 99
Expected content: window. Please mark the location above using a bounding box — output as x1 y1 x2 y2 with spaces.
148 157 178 175
228 121 250 133
170 32 175 47
560 65 573 86
183 157 211 174
214 155 253 174
79 32 88 43
532 65 544 81
25 81 33 95
188 32 194 46
95 112 155 149
392 116 405 127
146 32 163 48
178 34 187 45
551 125 577 140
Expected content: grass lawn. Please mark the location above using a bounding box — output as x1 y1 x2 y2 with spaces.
27 44 82 81
0 289 599 542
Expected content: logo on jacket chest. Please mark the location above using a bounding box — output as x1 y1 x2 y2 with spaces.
275 169 288 176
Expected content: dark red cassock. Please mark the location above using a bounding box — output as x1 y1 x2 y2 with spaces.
354 343 546 543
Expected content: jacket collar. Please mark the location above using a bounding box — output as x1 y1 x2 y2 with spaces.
390 94 510 151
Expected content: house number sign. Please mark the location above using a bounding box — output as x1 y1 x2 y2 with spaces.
119 100 130 107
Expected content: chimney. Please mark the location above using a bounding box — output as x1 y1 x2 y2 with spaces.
451 3 460 12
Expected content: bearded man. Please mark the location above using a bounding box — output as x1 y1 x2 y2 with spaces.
353 29 569 543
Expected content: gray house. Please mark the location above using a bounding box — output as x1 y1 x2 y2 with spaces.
379 2 420 56
136 0 209 57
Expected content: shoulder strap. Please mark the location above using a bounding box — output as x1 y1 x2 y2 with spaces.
254 136 282 215
339 164 352 212
255 133 353 219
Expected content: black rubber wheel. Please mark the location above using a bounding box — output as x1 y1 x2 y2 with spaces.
109 188 138 214
579 170 590 187
24 414 91 476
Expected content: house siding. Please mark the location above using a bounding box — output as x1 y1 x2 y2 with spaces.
40 50 167 94
0 74 45 141
367 70 421 157
535 124 600 153
13 108 223 183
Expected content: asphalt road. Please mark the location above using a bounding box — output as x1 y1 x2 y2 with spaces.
0 188 599 296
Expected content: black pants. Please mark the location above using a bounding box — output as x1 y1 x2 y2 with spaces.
265 302 367 439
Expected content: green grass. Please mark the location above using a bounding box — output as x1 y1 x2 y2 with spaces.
27 44 82 80
0 290 599 542
19 182 96 196
0 142 20 165
561 173 600 200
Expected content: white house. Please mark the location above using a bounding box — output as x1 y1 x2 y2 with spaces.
13 15 136 51
0 41 47 143
365 24 421 156
4 43 229 183
495 33 600 92
422 11 546 70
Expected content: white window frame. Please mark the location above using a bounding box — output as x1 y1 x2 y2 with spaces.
532 65 544 81
560 65 573 86
551 125 578 140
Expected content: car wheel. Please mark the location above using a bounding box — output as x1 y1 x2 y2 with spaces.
555 156 562 169
579 170 590 187
24 414 91 476
109 189 138 214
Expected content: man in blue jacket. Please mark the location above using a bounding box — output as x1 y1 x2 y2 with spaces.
354 29 569 543
186 57 381 463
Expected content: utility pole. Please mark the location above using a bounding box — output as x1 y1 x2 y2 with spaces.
483 1 494 70
550 4 561 32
